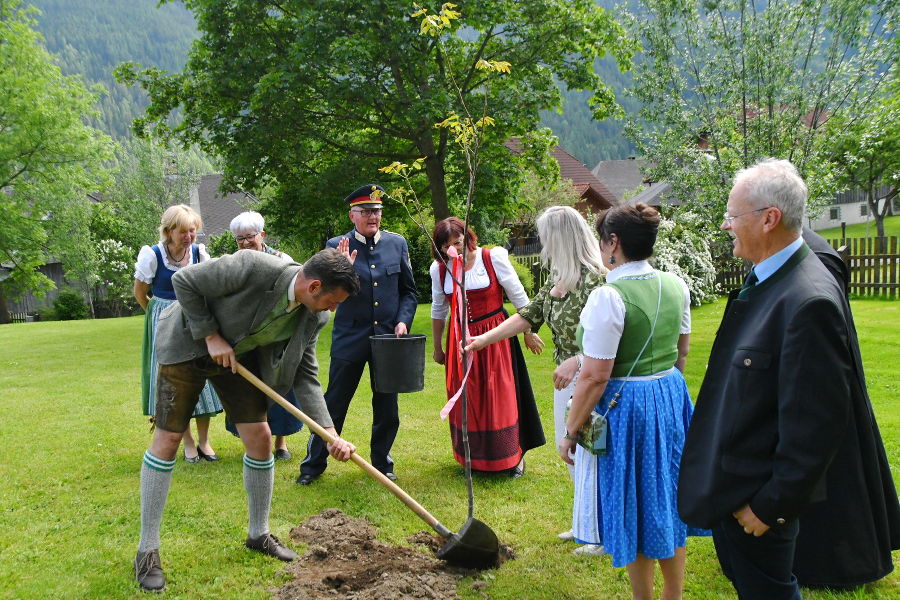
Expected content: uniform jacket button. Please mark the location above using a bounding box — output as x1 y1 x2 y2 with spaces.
374 321 379 325
373 282 378 286
743 358 752 366
776 518 785 525
370 264 376 269
374 301 379 307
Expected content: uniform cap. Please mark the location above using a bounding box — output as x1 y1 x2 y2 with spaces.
344 184 385 208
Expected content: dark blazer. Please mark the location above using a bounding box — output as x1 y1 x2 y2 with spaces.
802 226 849 297
154 250 334 428
793 229 900 586
678 244 854 530
326 230 418 363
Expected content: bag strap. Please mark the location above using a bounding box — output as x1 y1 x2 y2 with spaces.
601 273 663 418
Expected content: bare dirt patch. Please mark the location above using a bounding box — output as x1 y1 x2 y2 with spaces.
272 508 511 599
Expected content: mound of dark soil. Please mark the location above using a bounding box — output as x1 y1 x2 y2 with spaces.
272 509 503 599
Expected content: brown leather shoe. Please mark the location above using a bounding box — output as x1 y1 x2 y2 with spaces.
245 533 298 561
134 549 165 592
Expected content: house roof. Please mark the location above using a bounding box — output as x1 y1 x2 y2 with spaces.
832 185 893 205
191 174 257 243
590 158 651 202
505 139 618 210
627 181 680 207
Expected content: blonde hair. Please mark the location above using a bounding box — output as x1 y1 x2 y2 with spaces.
159 204 202 244
536 206 606 294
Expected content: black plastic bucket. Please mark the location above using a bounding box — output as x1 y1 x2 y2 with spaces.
369 334 426 393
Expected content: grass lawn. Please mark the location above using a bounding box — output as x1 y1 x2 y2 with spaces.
816 214 900 240
0 300 897 599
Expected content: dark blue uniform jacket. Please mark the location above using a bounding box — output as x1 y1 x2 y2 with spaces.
326 229 418 363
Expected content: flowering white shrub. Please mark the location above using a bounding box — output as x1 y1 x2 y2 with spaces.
93 239 138 316
652 211 718 305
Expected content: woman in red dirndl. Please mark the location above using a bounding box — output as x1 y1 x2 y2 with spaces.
430 218 545 476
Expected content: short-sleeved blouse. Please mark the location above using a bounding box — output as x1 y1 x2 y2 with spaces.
580 260 691 360
518 267 605 365
429 246 529 320
133 243 211 283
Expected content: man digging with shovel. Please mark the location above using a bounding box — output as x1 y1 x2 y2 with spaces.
133 248 359 592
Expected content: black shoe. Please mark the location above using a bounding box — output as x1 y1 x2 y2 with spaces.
296 473 319 486
197 448 219 462
245 533 298 561
134 549 165 592
274 448 292 461
383 471 398 482
183 450 200 463
509 460 525 479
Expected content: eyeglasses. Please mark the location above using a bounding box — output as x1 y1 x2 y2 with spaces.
351 208 382 217
234 232 260 242
722 206 771 226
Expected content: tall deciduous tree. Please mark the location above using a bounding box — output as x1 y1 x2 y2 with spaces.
88 137 217 316
0 0 113 300
826 89 899 240
93 136 217 253
115 0 633 242
621 0 896 225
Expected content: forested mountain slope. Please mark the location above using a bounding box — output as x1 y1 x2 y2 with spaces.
29 0 198 138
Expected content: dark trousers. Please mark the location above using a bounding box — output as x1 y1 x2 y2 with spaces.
713 517 802 600
301 356 399 476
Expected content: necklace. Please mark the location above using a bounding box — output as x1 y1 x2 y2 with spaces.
168 244 189 264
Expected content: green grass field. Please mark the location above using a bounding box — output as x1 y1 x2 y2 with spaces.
816 214 900 240
0 300 897 599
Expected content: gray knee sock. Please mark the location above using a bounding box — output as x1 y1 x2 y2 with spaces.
138 450 175 553
243 454 274 539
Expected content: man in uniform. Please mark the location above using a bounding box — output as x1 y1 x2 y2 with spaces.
299 184 418 485
134 248 359 592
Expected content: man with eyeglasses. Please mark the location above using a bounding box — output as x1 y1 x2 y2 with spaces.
299 184 418 486
678 158 900 598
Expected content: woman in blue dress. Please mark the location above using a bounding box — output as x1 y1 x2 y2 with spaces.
134 204 222 462
559 202 707 600
223 211 303 460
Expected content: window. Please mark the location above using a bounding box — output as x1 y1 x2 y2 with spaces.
829 207 840 220
860 203 868 216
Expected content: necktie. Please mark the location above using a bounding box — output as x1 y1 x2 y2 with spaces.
738 268 758 300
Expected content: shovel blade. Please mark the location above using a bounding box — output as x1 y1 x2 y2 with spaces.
436 517 500 569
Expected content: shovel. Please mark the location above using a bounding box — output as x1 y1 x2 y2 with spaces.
235 363 500 569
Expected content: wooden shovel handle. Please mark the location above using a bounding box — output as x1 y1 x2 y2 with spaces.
234 363 451 537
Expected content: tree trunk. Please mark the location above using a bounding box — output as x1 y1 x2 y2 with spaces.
417 134 449 220
0 283 9 324
868 185 885 252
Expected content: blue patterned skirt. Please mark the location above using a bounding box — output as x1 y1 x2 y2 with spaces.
572 367 709 567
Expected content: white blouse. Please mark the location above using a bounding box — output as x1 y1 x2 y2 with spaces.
133 243 211 284
430 246 529 320
580 260 691 360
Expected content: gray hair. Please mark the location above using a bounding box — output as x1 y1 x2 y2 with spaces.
536 206 606 294
230 211 265 235
733 158 806 232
